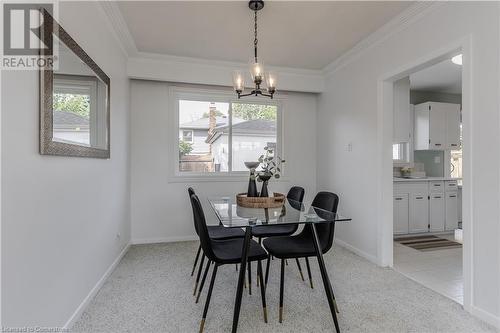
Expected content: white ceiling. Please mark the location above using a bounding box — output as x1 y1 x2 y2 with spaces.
117 1 413 70
410 58 462 94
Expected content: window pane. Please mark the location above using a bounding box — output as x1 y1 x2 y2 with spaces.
231 103 278 172
392 144 400 160
53 92 91 146
178 100 229 173
393 142 408 162
450 123 462 179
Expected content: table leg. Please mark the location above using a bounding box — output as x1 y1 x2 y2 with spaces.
232 226 252 333
310 224 340 333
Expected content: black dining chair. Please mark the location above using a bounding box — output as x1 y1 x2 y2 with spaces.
262 191 339 324
190 193 269 332
188 187 245 295
251 186 306 281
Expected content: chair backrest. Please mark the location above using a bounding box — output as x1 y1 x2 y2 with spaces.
286 186 305 218
287 186 305 203
190 193 217 261
301 191 339 253
188 187 199 235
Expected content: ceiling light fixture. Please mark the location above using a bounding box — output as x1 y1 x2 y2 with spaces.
451 54 463 66
233 0 276 99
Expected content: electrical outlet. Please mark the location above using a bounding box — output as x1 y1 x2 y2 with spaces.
116 233 121 240
434 156 441 163
347 142 353 152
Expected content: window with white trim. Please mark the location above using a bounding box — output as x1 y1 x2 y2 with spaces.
174 90 281 175
52 74 107 148
393 142 409 163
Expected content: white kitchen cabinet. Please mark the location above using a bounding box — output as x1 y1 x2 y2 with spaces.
445 191 459 231
393 77 411 143
446 107 461 149
393 194 409 234
429 180 444 192
409 193 429 233
414 102 461 150
429 193 445 232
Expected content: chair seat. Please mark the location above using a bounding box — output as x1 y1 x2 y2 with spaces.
212 238 268 264
207 225 245 240
251 224 298 238
263 234 323 259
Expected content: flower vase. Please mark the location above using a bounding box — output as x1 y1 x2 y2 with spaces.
247 177 258 197
259 174 272 197
244 162 260 197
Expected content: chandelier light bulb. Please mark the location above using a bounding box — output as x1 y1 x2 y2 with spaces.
265 72 277 93
250 62 264 84
233 71 245 92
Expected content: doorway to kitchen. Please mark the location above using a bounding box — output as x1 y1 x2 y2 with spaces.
392 55 464 304
377 39 471 309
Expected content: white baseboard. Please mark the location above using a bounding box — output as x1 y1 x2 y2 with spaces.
63 243 130 330
335 238 378 265
469 305 500 329
131 235 198 245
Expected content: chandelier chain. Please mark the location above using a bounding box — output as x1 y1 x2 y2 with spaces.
254 10 258 61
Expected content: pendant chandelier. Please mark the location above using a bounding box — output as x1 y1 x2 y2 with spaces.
233 0 276 99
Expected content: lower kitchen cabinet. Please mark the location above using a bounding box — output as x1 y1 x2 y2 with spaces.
409 193 429 233
445 191 459 230
393 194 409 234
429 193 445 232
394 180 460 235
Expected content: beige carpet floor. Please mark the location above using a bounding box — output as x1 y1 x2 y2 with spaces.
72 242 496 333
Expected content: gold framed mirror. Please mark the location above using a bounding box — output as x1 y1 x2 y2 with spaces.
39 9 110 158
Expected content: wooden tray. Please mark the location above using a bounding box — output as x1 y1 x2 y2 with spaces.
236 192 285 208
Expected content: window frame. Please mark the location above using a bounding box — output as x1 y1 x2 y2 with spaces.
53 74 104 148
168 86 284 182
392 142 410 165
181 130 194 143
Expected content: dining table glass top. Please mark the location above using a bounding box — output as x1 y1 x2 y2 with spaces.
208 196 351 228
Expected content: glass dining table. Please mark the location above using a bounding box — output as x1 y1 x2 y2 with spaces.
208 196 351 333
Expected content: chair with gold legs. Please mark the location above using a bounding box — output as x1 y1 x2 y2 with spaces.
190 193 269 332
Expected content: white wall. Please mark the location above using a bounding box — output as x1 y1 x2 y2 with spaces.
130 80 317 243
317 2 499 325
1 1 130 328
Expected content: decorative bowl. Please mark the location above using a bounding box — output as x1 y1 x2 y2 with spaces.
244 161 260 170
236 192 285 208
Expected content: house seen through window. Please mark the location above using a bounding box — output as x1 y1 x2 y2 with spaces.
178 99 278 173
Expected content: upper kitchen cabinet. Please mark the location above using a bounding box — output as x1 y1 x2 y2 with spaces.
445 106 461 149
393 77 411 143
414 102 461 150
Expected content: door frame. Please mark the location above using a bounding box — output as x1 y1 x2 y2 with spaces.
376 35 472 311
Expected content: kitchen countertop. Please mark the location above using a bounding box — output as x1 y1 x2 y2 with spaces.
393 177 462 182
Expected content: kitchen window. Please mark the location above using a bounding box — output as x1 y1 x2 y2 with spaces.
450 123 462 179
393 142 409 163
171 88 282 178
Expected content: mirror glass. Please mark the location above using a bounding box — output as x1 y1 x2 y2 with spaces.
52 36 108 149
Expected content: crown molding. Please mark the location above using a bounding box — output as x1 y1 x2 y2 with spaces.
128 53 325 93
135 51 324 77
98 0 138 57
322 1 444 76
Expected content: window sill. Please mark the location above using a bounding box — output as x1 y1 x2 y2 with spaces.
393 161 411 167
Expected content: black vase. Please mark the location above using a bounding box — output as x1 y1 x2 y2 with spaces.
259 175 272 197
247 177 258 197
260 181 269 197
